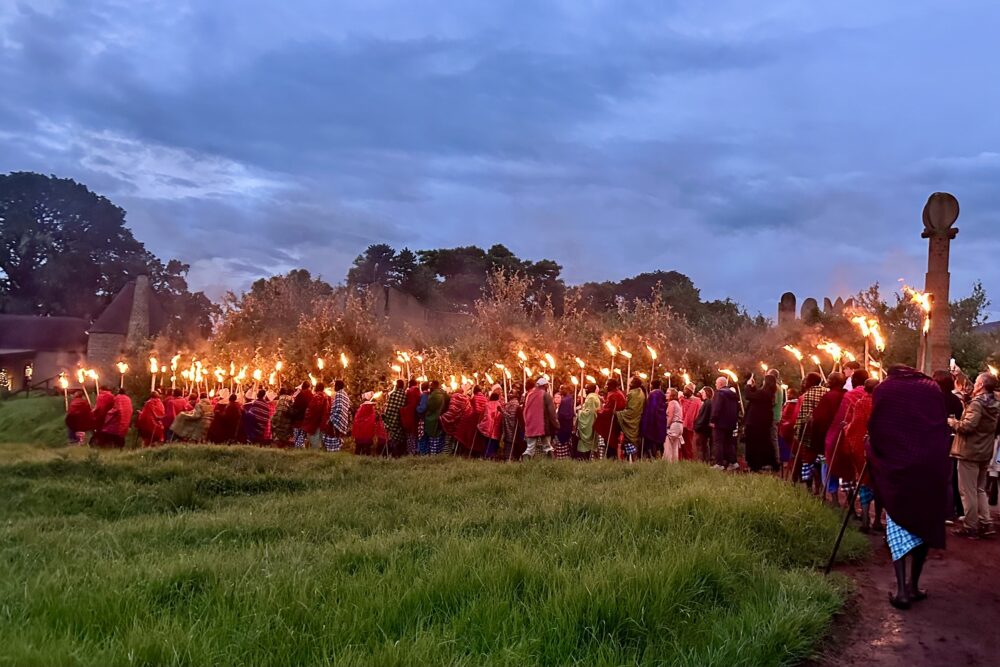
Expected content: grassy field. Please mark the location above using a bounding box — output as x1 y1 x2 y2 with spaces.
0 438 867 666
0 395 67 447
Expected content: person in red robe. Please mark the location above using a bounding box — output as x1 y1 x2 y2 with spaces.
812 372 848 499
207 395 243 443
301 383 332 449
595 379 627 459
352 392 386 455
291 381 313 448
439 384 473 454
137 392 166 446
457 385 488 456
163 389 189 440
98 389 133 448
65 390 93 444
89 389 115 446
400 379 422 455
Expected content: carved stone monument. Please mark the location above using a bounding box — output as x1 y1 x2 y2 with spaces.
919 192 959 374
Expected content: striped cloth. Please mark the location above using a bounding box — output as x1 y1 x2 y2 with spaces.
293 428 307 448
886 514 923 561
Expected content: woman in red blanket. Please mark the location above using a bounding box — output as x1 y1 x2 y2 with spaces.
137 392 166 446
64 390 93 444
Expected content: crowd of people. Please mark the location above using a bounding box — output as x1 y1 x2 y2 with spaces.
64 361 999 608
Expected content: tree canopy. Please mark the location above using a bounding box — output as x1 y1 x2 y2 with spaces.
0 172 216 341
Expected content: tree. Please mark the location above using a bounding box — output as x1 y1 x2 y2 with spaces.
215 269 333 356
346 244 400 288
0 172 216 339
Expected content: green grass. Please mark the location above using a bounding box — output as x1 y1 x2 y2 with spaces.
0 444 867 666
0 396 67 447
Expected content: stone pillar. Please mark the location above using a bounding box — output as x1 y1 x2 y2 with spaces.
777 292 797 326
125 275 151 350
920 193 959 374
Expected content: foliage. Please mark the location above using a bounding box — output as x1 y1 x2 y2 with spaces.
213 269 333 361
0 172 217 342
346 243 565 313
0 444 866 666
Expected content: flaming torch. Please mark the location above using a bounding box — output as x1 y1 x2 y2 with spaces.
783 345 806 382
719 368 743 416
170 353 181 390
518 350 528 388
86 369 99 395
810 354 827 382
620 349 632 383
116 361 128 389
149 356 158 392
575 357 586 394
275 360 284 387
604 340 618 380
340 352 349 370
851 316 872 367
59 373 69 408
904 285 933 373
645 344 658 380
664 371 672 390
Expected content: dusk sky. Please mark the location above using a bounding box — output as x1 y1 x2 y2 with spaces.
3 1 999 318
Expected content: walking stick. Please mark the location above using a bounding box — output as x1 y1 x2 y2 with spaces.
825 460 868 575
789 436 804 486
821 430 844 502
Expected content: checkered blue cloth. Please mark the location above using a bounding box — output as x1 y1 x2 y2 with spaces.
885 514 923 561
623 442 637 457
858 485 874 506
321 435 342 452
293 428 307 448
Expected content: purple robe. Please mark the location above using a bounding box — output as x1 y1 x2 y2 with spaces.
640 389 667 446
866 366 951 549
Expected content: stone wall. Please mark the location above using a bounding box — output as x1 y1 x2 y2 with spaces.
87 332 126 375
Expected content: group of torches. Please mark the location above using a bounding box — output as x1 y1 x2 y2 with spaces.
781 313 888 384
381 342 693 407
52 285 961 411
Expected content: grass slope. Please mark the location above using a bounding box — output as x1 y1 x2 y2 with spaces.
0 444 867 666
0 396 67 447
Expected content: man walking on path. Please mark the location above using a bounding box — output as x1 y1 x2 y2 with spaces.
867 365 951 610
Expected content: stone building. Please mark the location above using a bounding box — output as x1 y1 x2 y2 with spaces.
0 276 164 392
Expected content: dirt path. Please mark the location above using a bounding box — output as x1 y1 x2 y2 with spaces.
814 523 1000 666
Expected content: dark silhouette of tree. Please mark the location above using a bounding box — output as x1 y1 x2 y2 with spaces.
0 172 216 339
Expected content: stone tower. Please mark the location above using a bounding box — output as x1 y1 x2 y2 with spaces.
919 193 959 374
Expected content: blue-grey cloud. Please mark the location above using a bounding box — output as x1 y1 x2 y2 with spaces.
2 0 1000 317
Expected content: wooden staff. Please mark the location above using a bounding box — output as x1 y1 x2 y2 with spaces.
825 460 868 575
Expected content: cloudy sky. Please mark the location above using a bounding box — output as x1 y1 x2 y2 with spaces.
2 1 999 317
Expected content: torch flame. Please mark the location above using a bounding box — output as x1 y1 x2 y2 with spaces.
575 357 586 369
810 354 822 366
585 375 597 384
340 352 349 368
372 391 384 401
619 349 632 360
851 316 871 338
604 340 617 356
116 361 129 374
76 368 86 384
252 368 263 382
149 356 159 373
571 376 579 385
517 350 528 362
719 369 738 383
682 372 691 386
646 345 657 360
316 357 325 370
275 360 284 372
600 368 611 377
760 362 769 372
544 353 555 369
989 365 999 377
309 373 317 387
503 368 512 379
783 345 804 361
485 373 495 385
170 353 181 371
268 371 277 385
